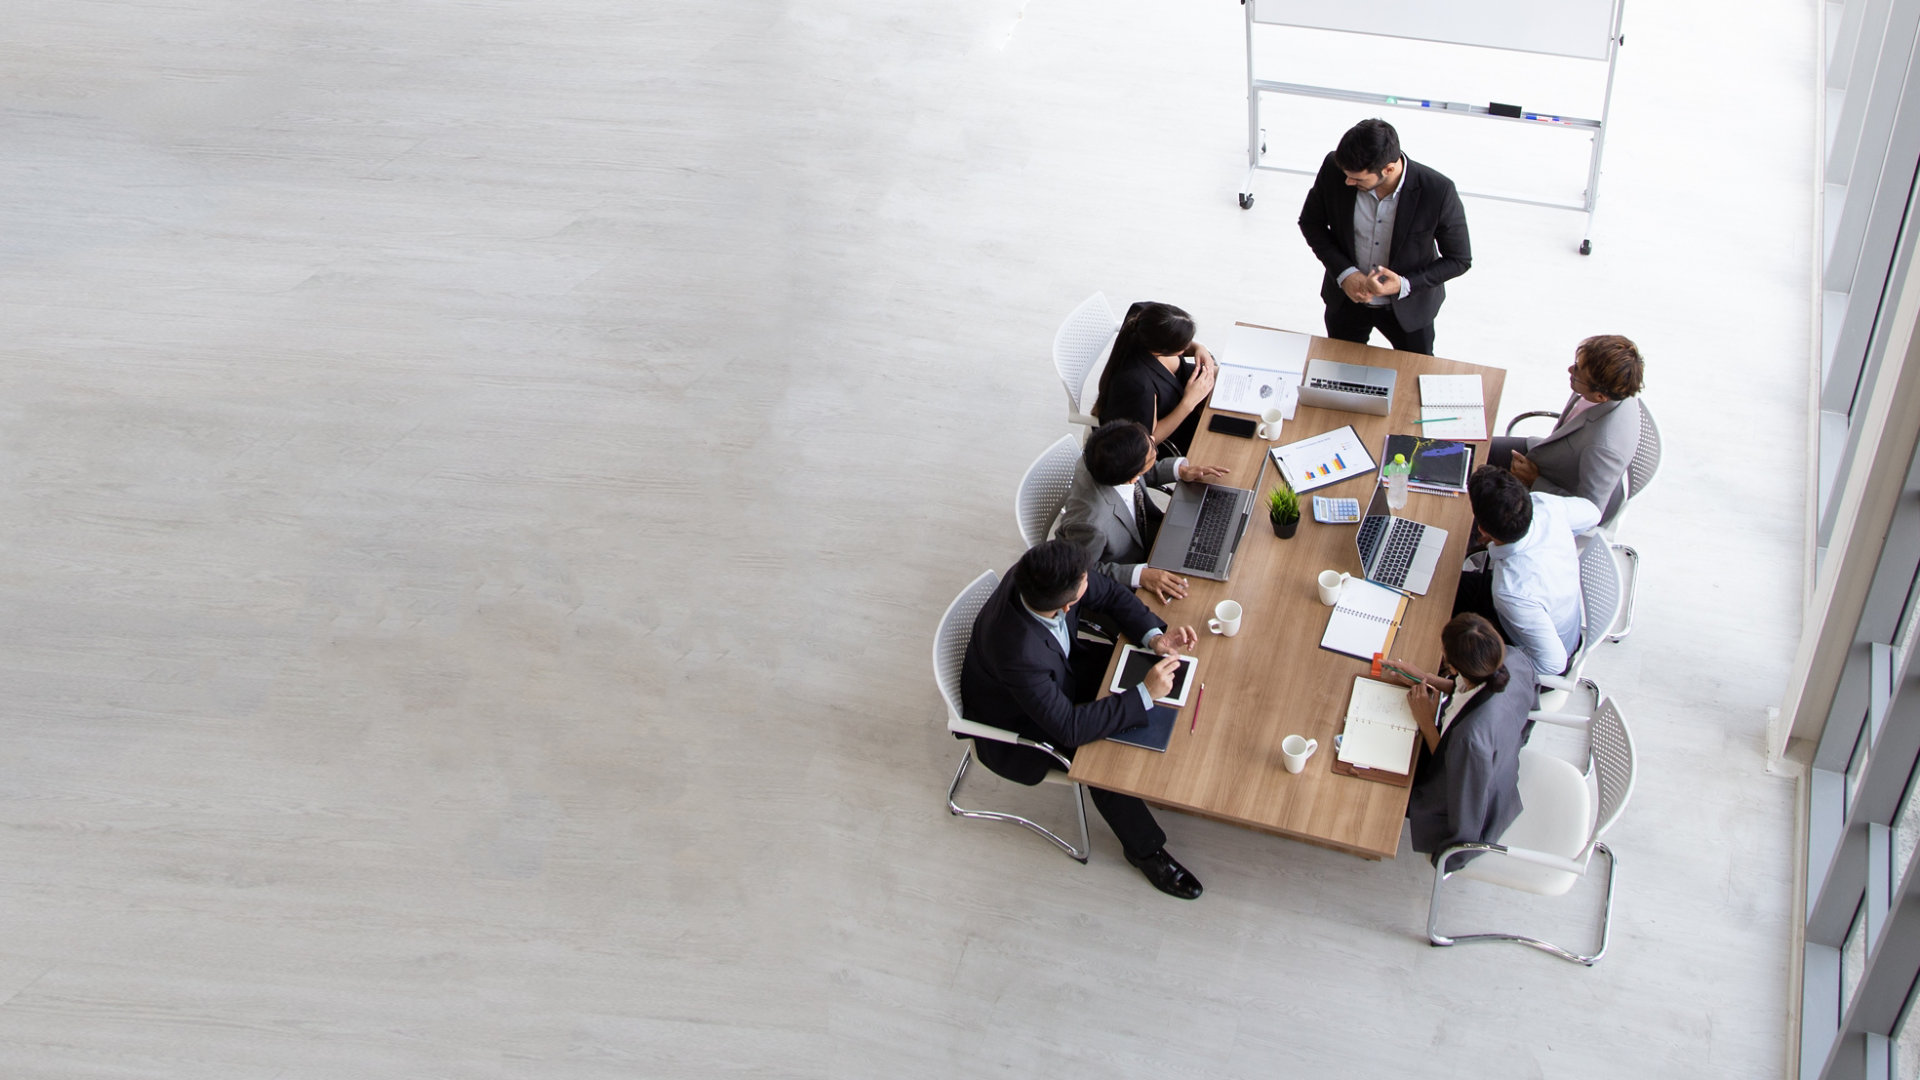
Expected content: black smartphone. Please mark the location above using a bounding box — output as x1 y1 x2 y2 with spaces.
1207 414 1258 438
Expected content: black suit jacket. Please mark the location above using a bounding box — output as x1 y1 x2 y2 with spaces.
1297 154 1472 332
958 569 1166 784
1406 649 1538 868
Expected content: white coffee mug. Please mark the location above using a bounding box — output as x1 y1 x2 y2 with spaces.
1281 734 1319 774
1317 570 1350 606
1206 599 1243 637
1258 408 1286 440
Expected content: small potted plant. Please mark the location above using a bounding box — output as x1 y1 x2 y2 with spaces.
1267 481 1300 539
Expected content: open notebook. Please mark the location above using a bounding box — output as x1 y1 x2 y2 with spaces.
1336 676 1421 774
1416 374 1487 441
1319 577 1408 660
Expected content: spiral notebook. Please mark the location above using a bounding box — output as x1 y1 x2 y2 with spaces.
1336 676 1421 774
1319 578 1409 660
1416 374 1487 440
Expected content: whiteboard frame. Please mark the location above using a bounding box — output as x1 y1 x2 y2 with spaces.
1236 0 1626 254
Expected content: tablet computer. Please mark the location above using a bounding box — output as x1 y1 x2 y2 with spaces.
1107 644 1197 708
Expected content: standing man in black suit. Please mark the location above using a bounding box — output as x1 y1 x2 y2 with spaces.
1298 118 1472 355
960 540 1205 899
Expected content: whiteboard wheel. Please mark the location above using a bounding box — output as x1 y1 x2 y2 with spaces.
1238 193 1254 209
1579 239 1592 255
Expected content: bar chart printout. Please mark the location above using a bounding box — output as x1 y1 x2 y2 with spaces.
1270 425 1377 493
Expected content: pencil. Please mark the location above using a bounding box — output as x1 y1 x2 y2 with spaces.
1412 416 1459 424
1189 683 1206 733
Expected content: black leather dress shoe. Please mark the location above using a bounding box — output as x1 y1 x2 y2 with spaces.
1125 848 1203 899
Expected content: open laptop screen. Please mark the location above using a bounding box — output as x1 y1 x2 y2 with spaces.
1354 482 1390 575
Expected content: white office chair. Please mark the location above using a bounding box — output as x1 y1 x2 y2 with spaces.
1427 695 1636 966
935 570 1091 863
1015 434 1082 547
1525 676 1603 775
1604 401 1660 642
1535 534 1622 714
1053 292 1119 438
1505 400 1660 642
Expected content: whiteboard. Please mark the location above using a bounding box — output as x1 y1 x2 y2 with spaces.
1252 0 1618 62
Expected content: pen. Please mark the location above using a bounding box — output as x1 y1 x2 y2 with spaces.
1411 416 1459 424
1190 683 1206 733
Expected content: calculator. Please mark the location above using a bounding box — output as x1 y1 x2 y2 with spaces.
1312 496 1362 524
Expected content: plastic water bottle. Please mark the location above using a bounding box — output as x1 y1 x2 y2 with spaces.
1385 453 1411 511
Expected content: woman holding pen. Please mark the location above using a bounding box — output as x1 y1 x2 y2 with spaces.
1090 301 1217 458
1379 613 1539 870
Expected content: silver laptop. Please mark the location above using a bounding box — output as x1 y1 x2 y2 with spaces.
1146 454 1263 582
1354 483 1449 594
1299 357 1395 416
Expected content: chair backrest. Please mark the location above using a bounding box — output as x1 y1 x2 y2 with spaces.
1052 292 1119 414
1625 399 1661 499
1588 696 1636 838
1576 533 1622 652
1016 434 1083 547
933 570 1000 731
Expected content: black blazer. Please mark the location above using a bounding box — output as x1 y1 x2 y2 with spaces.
1406 648 1538 868
958 569 1165 784
1091 301 1201 455
1297 154 1472 332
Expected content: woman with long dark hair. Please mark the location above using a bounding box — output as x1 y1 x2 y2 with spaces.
1089 301 1217 457
1379 613 1538 869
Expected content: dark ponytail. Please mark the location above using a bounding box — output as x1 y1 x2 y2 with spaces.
1092 301 1197 420
1441 613 1508 691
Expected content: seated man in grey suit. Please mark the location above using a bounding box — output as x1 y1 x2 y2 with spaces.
1486 334 1645 522
960 540 1205 898
1056 419 1228 605
1379 613 1539 870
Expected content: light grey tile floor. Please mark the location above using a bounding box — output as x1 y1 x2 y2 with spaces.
0 1 1807 1077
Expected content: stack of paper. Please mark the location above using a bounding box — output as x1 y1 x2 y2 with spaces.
1209 324 1311 418
1416 374 1488 440
1336 676 1421 774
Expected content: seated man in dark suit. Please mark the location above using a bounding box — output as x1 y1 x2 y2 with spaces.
1057 419 1229 605
960 540 1204 898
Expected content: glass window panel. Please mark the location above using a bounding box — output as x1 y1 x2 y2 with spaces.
1844 899 1868 1014
1897 757 1920 888
1849 717 1871 812
1897 972 1920 1080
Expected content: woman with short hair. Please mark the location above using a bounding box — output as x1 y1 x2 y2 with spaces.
1491 334 1646 522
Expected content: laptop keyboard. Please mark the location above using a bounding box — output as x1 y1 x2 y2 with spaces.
1373 520 1426 587
1182 488 1237 572
1308 378 1390 397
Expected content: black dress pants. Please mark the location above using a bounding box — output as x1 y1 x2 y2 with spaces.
970 639 1169 860
1483 436 1527 470
1323 298 1436 356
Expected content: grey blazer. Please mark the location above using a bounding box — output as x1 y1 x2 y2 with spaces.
1056 457 1180 586
1406 648 1539 870
1525 394 1641 523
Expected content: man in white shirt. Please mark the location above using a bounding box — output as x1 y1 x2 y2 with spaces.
1057 420 1229 604
1454 465 1601 676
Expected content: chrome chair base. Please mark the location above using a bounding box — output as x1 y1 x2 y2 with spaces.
947 745 1091 863
1426 842 1618 966
1605 544 1638 643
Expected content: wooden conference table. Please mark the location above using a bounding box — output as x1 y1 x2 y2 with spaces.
1069 328 1504 860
